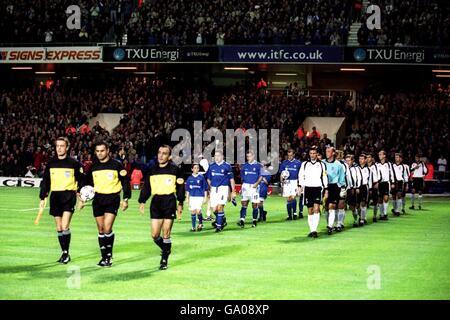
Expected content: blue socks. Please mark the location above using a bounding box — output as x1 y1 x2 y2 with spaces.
287 200 294 217
191 214 196 229
292 199 297 215
191 212 204 229
240 207 247 220
258 206 264 219
252 207 258 220
216 212 225 228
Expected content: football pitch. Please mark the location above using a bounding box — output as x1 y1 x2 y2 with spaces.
0 187 449 300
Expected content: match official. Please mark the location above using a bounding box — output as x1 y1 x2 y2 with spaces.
138 145 185 270
82 141 131 267
39 137 84 264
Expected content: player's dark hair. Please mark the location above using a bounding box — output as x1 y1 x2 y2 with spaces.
191 163 200 169
94 140 109 150
159 144 172 155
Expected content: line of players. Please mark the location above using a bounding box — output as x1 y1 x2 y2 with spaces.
186 149 272 232
39 136 428 269
188 146 428 239
278 146 428 238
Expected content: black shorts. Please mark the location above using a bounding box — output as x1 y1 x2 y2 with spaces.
359 185 369 204
391 181 404 195
49 191 77 217
412 178 424 192
150 194 177 220
402 182 408 196
303 187 323 208
370 187 378 203
326 184 340 205
347 188 358 206
92 193 121 217
378 182 390 197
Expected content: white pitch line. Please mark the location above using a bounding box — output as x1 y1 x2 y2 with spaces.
0 207 41 212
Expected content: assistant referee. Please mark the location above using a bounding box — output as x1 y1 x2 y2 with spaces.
39 137 84 264
139 145 185 270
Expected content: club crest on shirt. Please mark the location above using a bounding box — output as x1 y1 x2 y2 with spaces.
64 171 71 178
166 178 173 185
107 172 114 180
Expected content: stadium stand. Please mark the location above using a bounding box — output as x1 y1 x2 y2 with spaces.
1 79 448 180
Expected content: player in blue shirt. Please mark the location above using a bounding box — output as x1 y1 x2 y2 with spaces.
279 148 302 220
186 164 208 232
238 150 263 228
322 147 346 235
206 150 236 232
258 163 272 222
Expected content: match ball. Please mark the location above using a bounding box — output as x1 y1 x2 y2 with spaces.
80 185 95 202
281 170 290 179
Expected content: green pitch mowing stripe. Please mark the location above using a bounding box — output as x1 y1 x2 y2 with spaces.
0 187 449 300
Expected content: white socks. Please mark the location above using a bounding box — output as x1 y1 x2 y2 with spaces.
328 209 336 228
361 207 367 220
418 195 423 206
308 214 314 231
308 213 320 232
383 202 388 216
337 209 345 227
411 194 415 206
396 199 402 212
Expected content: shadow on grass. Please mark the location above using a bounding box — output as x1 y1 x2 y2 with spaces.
90 268 159 282
0 262 58 274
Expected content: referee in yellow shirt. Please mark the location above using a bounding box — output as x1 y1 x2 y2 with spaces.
39 137 84 264
81 141 131 267
139 145 185 270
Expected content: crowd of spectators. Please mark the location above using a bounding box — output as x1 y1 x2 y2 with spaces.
357 0 450 46
0 0 136 44
125 0 352 46
1 0 353 45
1 77 449 181
2 1 449 46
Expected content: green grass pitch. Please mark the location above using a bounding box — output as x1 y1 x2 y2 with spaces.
0 187 449 300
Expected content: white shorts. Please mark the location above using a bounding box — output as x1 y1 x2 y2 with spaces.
189 197 204 211
258 196 266 203
241 183 260 203
282 179 298 197
210 186 229 208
